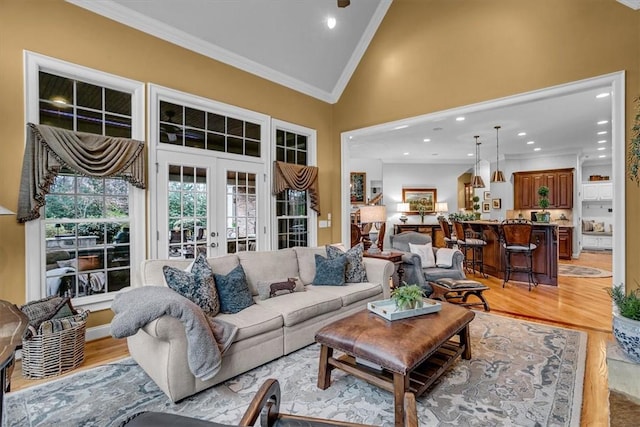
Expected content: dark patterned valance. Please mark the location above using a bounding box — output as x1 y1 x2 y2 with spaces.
273 161 320 214
18 123 146 222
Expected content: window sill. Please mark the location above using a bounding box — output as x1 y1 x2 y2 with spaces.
73 293 116 312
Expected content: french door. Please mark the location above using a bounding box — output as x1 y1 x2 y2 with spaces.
156 151 265 258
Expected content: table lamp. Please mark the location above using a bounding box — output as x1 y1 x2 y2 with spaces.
359 205 387 254
397 203 410 223
435 202 449 217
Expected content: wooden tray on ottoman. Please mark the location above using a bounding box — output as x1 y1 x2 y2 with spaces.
368 298 442 321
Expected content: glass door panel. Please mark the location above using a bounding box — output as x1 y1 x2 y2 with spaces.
226 171 257 253
167 165 208 259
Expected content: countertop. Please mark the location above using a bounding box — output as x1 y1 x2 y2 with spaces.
462 220 574 228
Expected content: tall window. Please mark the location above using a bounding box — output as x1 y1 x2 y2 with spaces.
274 122 316 249
25 52 145 310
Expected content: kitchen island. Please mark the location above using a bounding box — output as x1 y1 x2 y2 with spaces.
461 220 558 286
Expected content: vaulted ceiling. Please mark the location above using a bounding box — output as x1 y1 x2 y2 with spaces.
67 0 632 165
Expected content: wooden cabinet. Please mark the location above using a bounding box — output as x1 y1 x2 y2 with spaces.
582 234 612 250
582 182 612 201
464 221 558 286
558 226 573 260
513 168 574 210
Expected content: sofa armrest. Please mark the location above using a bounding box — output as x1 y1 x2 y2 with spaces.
138 315 186 342
362 257 395 299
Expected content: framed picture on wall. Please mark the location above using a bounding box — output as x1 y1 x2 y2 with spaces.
482 201 491 213
492 198 502 209
402 188 437 213
484 191 491 200
350 172 366 204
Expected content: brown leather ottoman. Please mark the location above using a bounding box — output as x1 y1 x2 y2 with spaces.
315 303 475 427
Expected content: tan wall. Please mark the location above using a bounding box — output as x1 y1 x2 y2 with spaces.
0 0 335 323
334 0 640 291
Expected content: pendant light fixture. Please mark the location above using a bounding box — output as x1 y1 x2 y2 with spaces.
491 125 506 183
472 135 485 188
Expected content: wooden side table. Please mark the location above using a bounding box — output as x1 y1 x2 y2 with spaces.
363 251 404 288
0 300 28 422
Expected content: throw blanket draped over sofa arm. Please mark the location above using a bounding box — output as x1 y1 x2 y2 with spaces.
111 286 238 381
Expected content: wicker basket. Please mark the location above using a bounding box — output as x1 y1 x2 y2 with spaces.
21 313 87 379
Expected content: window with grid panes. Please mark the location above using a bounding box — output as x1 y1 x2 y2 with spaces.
159 101 261 157
39 72 134 299
275 129 309 249
25 52 144 310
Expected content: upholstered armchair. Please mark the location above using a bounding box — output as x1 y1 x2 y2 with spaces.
389 231 465 295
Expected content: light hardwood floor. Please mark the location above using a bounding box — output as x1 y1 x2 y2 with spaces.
9 251 613 426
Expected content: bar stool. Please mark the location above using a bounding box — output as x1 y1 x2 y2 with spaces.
452 221 487 278
438 217 456 249
501 218 538 291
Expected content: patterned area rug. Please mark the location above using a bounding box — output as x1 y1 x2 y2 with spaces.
4 312 586 427
558 263 612 278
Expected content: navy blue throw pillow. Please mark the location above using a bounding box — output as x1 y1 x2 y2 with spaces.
162 253 219 315
214 265 254 314
312 254 347 286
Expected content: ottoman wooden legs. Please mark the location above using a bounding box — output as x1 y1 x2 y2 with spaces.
429 279 490 311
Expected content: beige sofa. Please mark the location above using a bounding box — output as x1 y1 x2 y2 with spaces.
127 246 394 402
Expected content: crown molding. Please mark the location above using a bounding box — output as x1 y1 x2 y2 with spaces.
67 0 337 103
331 0 393 103
617 0 640 10
67 0 391 104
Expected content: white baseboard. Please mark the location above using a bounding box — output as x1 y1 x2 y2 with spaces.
86 323 112 341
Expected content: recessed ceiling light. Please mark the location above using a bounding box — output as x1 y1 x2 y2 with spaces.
403 152 410 155
467 153 474 156
534 147 541 151
599 155 606 158
394 125 408 130
597 147 606 151
526 140 535 145
518 132 527 136
455 117 465 122
423 138 431 142
596 92 610 99
327 17 336 29
349 136 353 140
597 140 607 144
597 131 608 135
597 120 609 125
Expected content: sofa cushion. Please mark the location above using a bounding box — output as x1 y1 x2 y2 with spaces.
162 254 219 316
256 289 342 327
216 304 283 342
237 249 299 295
312 254 347 286
214 264 254 314
309 282 383 307
256 277 304 300
326 243 368 283
409 242 436 268
423 267 465 282
292 246 326 284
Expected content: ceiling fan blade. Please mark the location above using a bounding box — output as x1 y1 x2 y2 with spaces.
338 0 350 8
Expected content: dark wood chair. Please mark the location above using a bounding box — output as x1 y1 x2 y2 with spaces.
501 218 538 291
121 378 418 427
438 218 456 248
452 221 487 277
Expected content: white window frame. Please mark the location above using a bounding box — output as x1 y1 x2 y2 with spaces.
24 51 146 311
148 84 271 257
271 119 318 248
